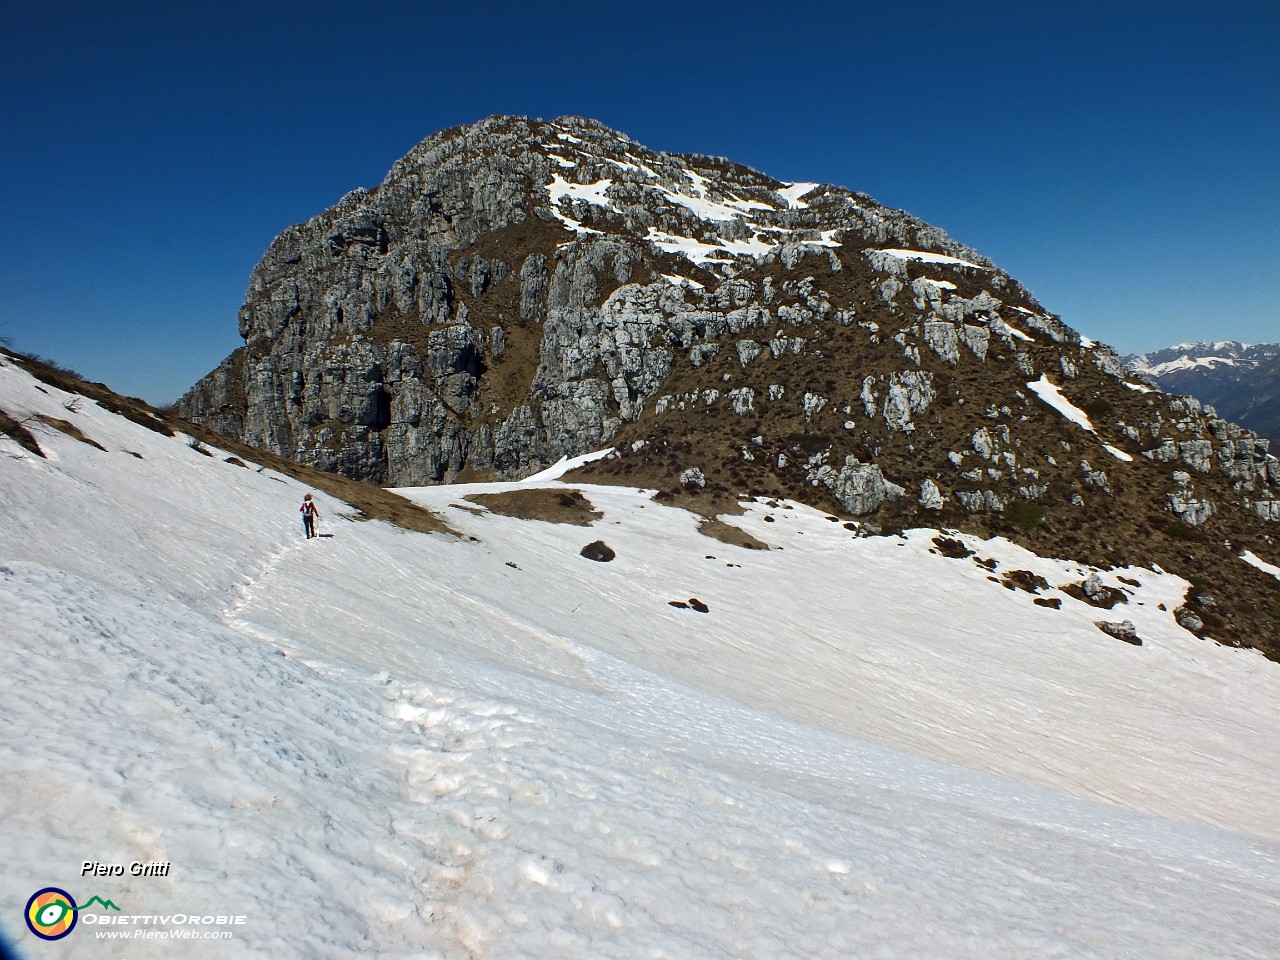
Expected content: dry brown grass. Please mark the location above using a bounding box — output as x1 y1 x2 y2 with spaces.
36 415 107 451
697 518 770 550
0 409 44 457
464 488 602 525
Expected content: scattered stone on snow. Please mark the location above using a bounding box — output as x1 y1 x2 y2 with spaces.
1096 620 1142 645
580 540 616 562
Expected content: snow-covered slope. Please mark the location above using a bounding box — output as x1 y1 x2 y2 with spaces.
4 355 1280 959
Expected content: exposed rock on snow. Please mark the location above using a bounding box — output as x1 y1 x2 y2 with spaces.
579 539 616 562
1097 619 1141 645
1069 573 1128 610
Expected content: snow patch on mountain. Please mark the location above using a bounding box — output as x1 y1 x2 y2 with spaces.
644 227 774 264
777 182 821 208
546 173 614 234
1027 375 1133 461
659 272 705 291
1242 549 1280 580
520 446 617 483
1140 355 1243 376
542 160 841 267
999 319 1036 342
876 248 985 268
658 186 749 222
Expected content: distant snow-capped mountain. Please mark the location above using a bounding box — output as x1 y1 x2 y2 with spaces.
1126 341 1280 443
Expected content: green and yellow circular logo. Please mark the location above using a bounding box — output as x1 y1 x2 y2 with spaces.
25 887 78 940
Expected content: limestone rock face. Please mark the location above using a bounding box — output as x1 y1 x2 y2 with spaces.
822 457 905 516
177 114 1005 485
919 479 945 511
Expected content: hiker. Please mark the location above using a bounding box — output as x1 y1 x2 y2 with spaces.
300 493 320 539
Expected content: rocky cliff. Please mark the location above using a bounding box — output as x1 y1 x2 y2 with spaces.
180 115 1280 655
178 114 1016 485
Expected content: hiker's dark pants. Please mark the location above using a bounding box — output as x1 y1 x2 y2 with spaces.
303 515 315 538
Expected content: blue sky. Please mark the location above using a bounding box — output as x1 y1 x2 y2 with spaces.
2 0 1276 403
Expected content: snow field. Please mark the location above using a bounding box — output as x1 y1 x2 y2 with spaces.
3 356 1280 958
388 483 1280 837
777 182 821 209
1 563 436 958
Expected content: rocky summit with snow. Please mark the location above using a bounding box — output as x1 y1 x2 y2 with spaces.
1126 340 1280 444
177 115 1280 659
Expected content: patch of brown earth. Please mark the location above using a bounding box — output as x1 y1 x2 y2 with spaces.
697 518 769 551
465 487 602 525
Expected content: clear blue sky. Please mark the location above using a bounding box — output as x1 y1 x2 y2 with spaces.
3 0 1276 403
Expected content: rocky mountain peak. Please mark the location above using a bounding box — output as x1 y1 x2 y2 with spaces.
179 113 1042 482
178 114 1280 656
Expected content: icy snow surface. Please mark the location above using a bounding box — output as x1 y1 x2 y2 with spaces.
3 356 1280 958
1027 375 1135 462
